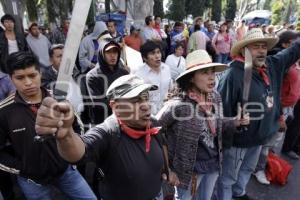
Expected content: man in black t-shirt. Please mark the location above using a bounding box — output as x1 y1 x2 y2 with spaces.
35 74 179 200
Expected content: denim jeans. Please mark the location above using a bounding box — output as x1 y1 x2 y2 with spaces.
216 53 229 64
175 171 219 200
256 132 284 171
17 165 96 200
217 145 262 200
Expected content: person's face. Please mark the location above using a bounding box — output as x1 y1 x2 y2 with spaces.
132 29 140 36
107 22 116 34
245 42 268 68
220 24 227 32
3 19 14 31
191 68 216 93
175 25 183 32
175 46 184 57
155 17 161 25
11 66 41 100
112 92 151 129
51 48 63 70
144 48 161 69
30 26 40 37
104 47 119 66
208 24 214 32
195 19 202 26
63 20 70 29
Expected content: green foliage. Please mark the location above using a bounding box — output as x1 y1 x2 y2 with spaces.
167 0 186 21
153 0 164 18
225 0 237 20
185 0 210 17
26 0 38 21
271 0 284 25
212 0 222 22
263 0 273 10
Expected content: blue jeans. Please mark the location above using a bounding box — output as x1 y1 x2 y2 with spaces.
175 171 219 200
17 165 96 200
216 53 229 64
217 146 262 200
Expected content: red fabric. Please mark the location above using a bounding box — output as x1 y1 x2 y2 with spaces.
118 120 160 153
154 24 162 37
188 90 216 136
281 64 300 107
266 152 292 185
124 35 142 51
233 56 270 86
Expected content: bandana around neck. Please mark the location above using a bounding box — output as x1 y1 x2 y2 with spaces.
118 119 160 153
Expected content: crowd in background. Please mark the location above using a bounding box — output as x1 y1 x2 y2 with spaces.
0 11 300 200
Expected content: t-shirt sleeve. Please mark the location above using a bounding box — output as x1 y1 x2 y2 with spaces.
78 125 110 164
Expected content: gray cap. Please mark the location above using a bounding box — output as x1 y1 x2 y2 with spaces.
106 75 158 100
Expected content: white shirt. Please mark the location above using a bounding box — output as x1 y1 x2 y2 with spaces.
133 63 172 114
8 39 19 55
165 54 186 80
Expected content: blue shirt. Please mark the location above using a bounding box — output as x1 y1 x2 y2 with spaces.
0 72 15 101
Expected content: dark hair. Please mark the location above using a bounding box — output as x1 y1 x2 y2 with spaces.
49 44 64 58
278 31 300 47
140 41 161 59
145 16 153 26
154 16 161 21
194 24 201 31
177 72 195 92
29 22 38 31
6 51 40 75
174 21 182 28
175 42 184 50
1 14 15 24
107 19 116 26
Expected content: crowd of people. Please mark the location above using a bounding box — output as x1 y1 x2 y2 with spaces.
0 12 300 200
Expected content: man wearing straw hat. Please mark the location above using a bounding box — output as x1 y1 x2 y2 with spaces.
217 28 300 200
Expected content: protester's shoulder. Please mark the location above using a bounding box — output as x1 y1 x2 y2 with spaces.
0 93 15 111
86 115 119 137
86 64 101 79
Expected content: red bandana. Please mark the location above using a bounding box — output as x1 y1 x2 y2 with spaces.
188 90 216 136
118 120 160 153
233 55 270 86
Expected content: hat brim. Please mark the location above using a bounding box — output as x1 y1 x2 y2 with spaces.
231 37 279 56
176 63 227 83
117 84 158 99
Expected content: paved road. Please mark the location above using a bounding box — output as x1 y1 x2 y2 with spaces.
247 153 300 200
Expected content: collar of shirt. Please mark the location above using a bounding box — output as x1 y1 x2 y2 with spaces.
144 63 165 74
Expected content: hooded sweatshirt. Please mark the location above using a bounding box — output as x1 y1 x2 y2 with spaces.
79 21 108 73
86 40 129 125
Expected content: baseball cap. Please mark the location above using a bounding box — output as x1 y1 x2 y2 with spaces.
106 75 158 100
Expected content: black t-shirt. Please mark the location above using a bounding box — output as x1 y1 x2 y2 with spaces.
80 116 164 200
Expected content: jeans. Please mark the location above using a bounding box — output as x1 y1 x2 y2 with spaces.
217 146 262 200
175 171 219 200
256 132 284 171
216 53 229 64
17 165 96 200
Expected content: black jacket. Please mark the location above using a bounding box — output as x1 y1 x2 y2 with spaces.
0 88 82 184
0 31 29 73
85 40 128 125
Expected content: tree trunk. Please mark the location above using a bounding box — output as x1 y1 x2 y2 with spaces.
105 0 110 13
225 0 237 21
212 0 221 22
25 0 38 22
153 0 164 18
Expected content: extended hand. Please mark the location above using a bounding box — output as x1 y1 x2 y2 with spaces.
35 97 75 140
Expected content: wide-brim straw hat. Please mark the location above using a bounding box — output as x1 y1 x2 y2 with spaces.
231 28 279 56
176 50 227 83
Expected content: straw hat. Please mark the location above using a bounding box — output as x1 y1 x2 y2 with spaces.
176 50 227 83
231 28 279 56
